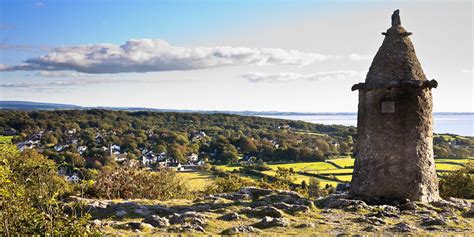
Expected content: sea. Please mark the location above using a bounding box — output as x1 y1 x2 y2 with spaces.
259 113 474 137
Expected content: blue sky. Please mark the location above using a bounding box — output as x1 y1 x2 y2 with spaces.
0 0 472 112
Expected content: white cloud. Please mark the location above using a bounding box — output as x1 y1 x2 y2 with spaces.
1 39 330 74
348 54 372 61
35 71 84 78
242 71 363 83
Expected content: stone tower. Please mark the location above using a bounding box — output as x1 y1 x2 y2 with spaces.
350 10 439 202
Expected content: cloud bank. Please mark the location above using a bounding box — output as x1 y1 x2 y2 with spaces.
242 71 363 83
1 39 330 74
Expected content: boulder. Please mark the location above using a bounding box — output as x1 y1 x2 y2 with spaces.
221 225 261 234
354 216 386 226
242 206 283 218
253 216 289 229
391 222 418 232
218 212 240 221
431 198 471 211
168 211 207 226
421 217 448 226
169 224 205 232
115 210 128 217
150 205 175 216
320 194 368 209
127 222 154 231
258 193 314 207
143 215 170 228
294 222 315 228
239 187 273 199
399 201 418 211
272 202 310 215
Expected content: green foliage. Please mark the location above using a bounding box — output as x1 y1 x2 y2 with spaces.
92 166 191 200
204 173 256 194
0 145 97 235
439 162 474 199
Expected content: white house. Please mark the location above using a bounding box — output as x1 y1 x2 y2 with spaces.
188 153 199 162
77 146 88 154
65 174 81 183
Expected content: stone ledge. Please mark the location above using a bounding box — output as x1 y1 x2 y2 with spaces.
351 79 438 91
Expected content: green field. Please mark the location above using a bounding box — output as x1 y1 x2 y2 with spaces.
0 136 13 144
183 157 472 191
326 158 355 168
435 163 465 171
177 171 215 191
261 170 338 188
267 162 337 171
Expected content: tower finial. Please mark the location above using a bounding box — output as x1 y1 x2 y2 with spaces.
391 9 401 27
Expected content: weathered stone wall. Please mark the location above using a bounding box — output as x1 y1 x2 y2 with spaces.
351 86 439 202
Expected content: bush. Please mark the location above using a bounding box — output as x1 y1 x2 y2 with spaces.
0 145 96 235
204 174 256 194
92 166 191 200
439 162 474 199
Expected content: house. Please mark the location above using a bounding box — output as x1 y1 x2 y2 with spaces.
111 144 121 152
54 144 69 152
95 134 104 144
17 141 36 151
191 131 207 142
177 164 199 172
142 152 158 166
66 129 76 135
65 174 81 183
3 128 17 136
187 153 199 162
77 146 88 155
114 153 128 162
240 155 256 164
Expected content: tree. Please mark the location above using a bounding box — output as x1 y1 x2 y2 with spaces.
240 137 257 153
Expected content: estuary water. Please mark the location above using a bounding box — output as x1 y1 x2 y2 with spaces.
260 113 474 136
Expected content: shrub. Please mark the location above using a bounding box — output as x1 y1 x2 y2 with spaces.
92 166 191 200
204 174 256 194
439 162 474 199
0 145 96 235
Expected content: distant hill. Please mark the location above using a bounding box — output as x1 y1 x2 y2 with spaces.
0 101 471 116
0 101 82 110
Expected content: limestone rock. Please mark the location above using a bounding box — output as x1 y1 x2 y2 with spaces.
168 211 207 226
218 212 240 221
272 202 310 215
242 206 283 218
143 215 170 228
253 216 289 229
221 225 261 234
391 222 418 232
239 187 273 199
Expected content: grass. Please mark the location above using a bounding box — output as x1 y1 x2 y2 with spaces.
260 170 339 188
215 165 241 172
435 163 465 171
435 158 474 165
307 168 354 175
267 162 337 171
326 158 355 168
0 136 13 144
176 171 216 191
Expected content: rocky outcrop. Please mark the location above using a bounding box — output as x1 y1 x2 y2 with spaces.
253 216 289 229
241 206 283 218
143 215 170 228
221 225 261 234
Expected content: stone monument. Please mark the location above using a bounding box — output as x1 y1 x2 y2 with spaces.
350 10 440 202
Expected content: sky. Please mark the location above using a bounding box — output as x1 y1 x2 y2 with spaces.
0 0 472 112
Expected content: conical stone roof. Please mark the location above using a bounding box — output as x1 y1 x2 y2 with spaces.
366 10 426 85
